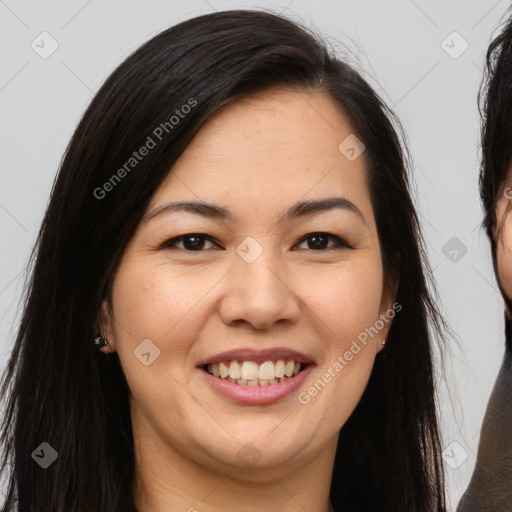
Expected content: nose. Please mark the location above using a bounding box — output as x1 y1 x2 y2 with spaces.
218 248 301 330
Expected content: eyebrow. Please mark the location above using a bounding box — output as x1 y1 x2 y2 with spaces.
143 197 366 225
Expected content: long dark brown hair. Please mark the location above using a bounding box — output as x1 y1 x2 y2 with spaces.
0 9 447 511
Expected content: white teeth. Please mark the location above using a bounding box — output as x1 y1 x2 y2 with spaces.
222 376 293 386
229 360 241 380
219 362 229 379
275 360 285 378
258 361 275 380
207 358 306 385
241 361 259 381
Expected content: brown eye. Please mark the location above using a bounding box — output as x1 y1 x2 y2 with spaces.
295 232 353 251
161 234 218 251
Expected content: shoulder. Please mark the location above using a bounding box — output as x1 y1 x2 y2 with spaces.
457 350 512 511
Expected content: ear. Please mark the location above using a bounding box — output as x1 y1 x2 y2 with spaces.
97 298 116 353
376 265 400 354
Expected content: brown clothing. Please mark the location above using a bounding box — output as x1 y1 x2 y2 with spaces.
457 316 512 511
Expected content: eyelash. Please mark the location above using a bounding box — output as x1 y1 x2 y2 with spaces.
160 232 353 252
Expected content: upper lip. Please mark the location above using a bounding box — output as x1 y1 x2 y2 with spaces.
197 347 315 366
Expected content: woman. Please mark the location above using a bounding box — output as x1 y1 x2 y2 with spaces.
457 10 512 511
0 9 447 512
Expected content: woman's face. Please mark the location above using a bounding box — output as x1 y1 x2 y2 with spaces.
101 86 396 477
495 175 512 300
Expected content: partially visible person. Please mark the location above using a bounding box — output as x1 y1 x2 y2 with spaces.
457 9 512 512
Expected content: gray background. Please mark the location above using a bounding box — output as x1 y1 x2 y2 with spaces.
1 1 510 509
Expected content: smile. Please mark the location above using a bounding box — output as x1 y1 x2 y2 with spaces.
204 359 304 386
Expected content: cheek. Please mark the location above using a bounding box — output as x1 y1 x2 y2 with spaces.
300 258 383 413
108 264 208 424
302 258 384 341
106 263 203 411
112 263 209 342
497 238 512 300
496 203 512 300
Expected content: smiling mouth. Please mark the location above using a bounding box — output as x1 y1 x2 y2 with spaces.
202 359 308 387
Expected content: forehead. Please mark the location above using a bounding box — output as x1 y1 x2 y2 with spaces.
181 86 358 163
148 86 371 220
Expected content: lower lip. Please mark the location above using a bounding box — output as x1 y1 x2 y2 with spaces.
199 365 314 405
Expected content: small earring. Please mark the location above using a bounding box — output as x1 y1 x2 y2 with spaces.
381 339 386 346
94 335 109 350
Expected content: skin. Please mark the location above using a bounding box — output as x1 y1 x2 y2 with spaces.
99 86 397 512
495 181 512 303
457 180 512 511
